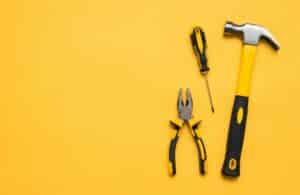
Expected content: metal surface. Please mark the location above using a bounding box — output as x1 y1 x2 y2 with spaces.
204 76 215 113
224 21 280 49
177 88 193 121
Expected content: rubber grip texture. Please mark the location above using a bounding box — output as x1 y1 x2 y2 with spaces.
222 95 249 177
194 136 207 175
169 134 179 176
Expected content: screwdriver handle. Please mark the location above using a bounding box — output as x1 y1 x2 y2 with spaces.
191 27 210 73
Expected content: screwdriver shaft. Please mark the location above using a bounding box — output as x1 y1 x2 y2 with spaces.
204 75 215 113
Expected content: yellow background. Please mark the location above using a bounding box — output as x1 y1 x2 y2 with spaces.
1 0 299 194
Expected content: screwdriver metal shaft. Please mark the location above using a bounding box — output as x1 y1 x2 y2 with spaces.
203 75 214 113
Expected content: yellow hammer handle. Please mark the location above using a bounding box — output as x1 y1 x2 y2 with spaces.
236 45 257 97
222 44 257 177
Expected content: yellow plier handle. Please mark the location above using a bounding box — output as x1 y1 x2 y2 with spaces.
168 119 183 176
168 119 207 176
190 120 207 175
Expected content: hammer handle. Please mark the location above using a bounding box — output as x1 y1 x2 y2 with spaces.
222 45 256 177
235 45 257 97
222 95 248 177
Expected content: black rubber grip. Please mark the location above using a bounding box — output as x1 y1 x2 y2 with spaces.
199 54 209 73
191 121 207 175
194 136 207 175
222 95 249 177
190 27 210 74
169 133 179 176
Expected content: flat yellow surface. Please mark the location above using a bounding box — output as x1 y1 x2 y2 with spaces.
1 0 299 194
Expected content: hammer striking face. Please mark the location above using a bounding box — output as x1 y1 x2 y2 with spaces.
222 21 280 178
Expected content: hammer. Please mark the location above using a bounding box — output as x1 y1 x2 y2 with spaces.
222 21 280 177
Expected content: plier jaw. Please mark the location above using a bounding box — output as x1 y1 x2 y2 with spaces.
177 88 193 122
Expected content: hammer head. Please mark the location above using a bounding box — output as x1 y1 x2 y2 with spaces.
224 21 280 50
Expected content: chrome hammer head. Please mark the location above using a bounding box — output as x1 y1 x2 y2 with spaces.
224 21 280 50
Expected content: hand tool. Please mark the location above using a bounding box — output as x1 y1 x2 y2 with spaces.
222 21 280 177
191 27 215 113
168 88 207 176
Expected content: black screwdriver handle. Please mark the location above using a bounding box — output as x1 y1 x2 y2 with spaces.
222 95 249 177
191 27 210 73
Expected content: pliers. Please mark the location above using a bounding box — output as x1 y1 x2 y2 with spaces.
168 88 207 176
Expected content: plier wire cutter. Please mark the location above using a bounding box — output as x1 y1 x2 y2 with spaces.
168 88 207 176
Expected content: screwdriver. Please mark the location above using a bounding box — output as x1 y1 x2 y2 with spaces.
191 27 215 113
